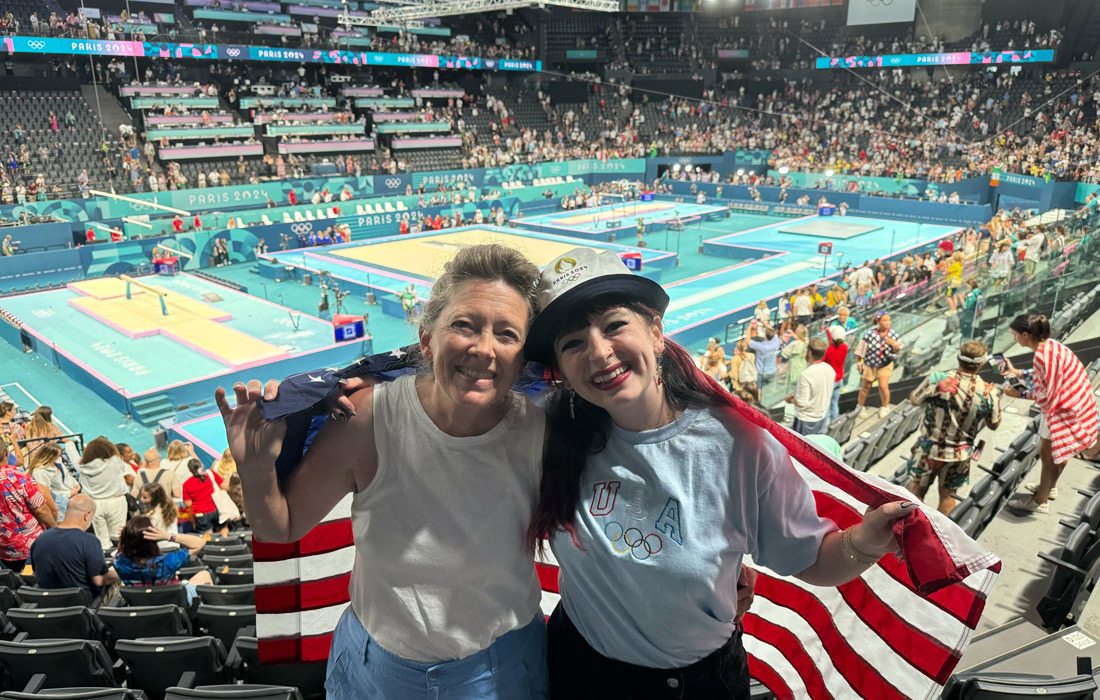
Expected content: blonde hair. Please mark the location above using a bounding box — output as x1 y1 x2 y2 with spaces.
165 440 188 461
215 448 237 479
27 442 62 475
419 244 539 336
25 407 59 441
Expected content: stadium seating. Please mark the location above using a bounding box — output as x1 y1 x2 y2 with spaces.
195 606 255 652
0 639 119 692
97 605 193 646
114 637 230 700
6 607 105 643
227 638 323 700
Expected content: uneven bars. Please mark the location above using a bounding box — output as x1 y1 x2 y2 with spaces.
154 244 194 259
89 189 191 217
122 217 153 229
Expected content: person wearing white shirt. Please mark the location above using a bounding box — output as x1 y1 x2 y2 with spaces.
786 339 835 435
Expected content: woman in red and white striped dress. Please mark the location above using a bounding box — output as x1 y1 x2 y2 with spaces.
1003 314 1099 514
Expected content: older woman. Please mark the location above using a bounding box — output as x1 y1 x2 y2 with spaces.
522 247 911 697
218 244 550 699
1003 314 1099 514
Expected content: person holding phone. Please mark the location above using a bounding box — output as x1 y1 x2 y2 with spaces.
1002 315 1099 514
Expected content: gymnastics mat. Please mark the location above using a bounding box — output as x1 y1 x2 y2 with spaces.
777 219 883 239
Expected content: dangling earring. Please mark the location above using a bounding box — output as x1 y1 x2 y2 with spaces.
568 390 576 419
656 355 664 386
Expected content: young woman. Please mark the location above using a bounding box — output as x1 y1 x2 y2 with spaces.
523 247 911 698
1003 314 1099 514
77 437 133 549
113 516 212 601
22 406 64 453
0 401 24 467
824 325 849 422
139 482 179 535
162 440 196 497
780 324 809 390
26 442 74 520
181 459 223 535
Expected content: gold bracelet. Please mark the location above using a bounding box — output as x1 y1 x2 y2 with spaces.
842 528 881 566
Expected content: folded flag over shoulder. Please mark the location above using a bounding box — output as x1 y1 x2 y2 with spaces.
253 351 1001 700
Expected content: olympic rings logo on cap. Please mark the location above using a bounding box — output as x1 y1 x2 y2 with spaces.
605 521 662 561
554 256 577 274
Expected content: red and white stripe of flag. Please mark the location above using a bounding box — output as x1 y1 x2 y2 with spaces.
255 405 1000 698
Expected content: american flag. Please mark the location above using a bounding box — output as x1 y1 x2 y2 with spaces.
253 382 1000 698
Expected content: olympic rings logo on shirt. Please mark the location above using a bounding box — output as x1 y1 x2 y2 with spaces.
605 521 662 561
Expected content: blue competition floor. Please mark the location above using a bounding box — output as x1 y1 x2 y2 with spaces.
0 273 362 397
662 215 958 337
0 204 960 441
513 199 728 237
170 213 958 458
263 226 679 305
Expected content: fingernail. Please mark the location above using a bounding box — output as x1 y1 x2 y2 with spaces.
901 502 917 509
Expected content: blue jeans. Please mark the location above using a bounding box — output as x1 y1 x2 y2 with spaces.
325 607 548 699
829 379 843 422
793 415 829 436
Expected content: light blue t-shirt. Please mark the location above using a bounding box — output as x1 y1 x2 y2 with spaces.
550 406 832 668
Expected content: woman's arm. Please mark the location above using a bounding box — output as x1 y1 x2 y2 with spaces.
215 379 378 543
145 525 206 555
797 502 914 587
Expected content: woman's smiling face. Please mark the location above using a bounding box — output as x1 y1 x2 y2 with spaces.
419 279 530 411
553 306 665 423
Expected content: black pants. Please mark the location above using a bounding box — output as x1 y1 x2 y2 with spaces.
547 605 750 699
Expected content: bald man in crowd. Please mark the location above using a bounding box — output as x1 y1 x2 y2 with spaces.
28 494 118 604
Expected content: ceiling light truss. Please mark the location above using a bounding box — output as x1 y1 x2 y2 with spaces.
342 0 620 27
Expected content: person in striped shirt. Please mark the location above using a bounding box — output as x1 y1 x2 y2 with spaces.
1003 314 1099 515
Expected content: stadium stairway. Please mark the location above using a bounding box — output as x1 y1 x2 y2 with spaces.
81 84 135 141
129 393 176 426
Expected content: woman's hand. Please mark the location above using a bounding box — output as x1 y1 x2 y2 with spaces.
143 525 170 542
850 501 918 558
214 380 287 475
735 566 757 623
69 484 80 497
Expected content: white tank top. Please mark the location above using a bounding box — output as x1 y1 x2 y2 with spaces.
350 374 544 662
